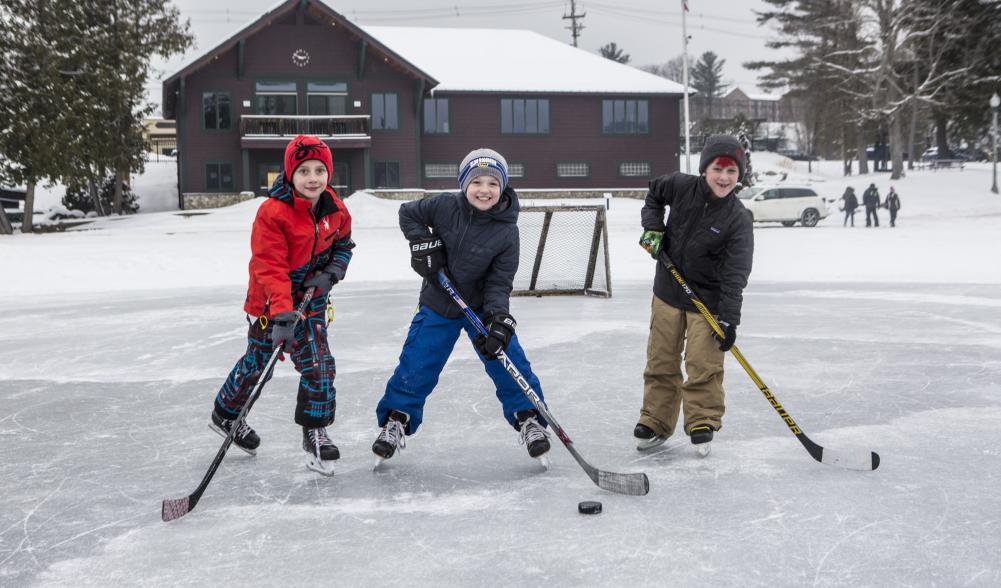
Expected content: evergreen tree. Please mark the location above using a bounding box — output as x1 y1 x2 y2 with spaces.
598 42 631 64
0 0 79 233
691 51 728 118
62 174 139 215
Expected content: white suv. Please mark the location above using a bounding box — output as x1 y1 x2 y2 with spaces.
737 185 829 227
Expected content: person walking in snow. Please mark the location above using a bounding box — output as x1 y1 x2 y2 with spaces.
841 186 858 227
885 186 901 227
863 183 880 227
370 148 551 467
209 134 354 476
634 135 754 455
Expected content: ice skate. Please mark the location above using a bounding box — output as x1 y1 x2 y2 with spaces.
372 410 408 469
690 425 713 458
634 423 668 451
303 426 339 476
516 410 551 469
210 411 260 456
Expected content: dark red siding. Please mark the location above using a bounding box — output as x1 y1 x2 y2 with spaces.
420 93 679 191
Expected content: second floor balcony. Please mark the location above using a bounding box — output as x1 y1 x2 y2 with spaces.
240 115 371 149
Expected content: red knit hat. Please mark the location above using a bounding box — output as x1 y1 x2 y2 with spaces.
284 134 333 183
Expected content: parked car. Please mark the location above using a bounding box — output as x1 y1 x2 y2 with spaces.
737 185 830 227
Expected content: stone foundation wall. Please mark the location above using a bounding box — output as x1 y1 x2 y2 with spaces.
181 191 257 210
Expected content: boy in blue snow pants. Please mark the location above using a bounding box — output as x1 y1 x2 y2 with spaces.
371 148 551 464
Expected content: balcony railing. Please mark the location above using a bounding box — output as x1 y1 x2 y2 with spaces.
241 115 370 138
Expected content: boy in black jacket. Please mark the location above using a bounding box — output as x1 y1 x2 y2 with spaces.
371 148 551 466
634 135 754 455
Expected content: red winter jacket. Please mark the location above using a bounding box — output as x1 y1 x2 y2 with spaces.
244 181 353 318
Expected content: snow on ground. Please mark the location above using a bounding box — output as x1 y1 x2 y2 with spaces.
1 156 1000 586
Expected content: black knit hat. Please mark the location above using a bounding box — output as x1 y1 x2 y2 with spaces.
698 135 746 180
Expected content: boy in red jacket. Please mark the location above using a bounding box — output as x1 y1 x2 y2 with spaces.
210 134 354 476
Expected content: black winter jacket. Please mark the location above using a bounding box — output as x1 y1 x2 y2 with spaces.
641 173 754 324
399 187 520 319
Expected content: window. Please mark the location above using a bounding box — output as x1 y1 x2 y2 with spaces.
424 163 458 178
374 161 400 188
508 163 525 178
556 162 590 178
602 99 649 134
307 82 347 115
255 81 297 115
202 93 231 130
619 161 651 177
500 98 550 134
205 163 235 191
780 188 817 199
423 98 449 134
371 93 399 130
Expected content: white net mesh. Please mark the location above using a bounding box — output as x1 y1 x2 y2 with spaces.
513 205 611 297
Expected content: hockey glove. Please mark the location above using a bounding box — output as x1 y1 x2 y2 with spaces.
302 270 337 296
270 311 302 355
714 319 737 352
639 230 664 260
474 312 517 360
410 237 447 278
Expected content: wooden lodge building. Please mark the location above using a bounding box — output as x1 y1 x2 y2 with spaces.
162 0 684 209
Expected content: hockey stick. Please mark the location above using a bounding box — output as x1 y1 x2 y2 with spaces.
436 271 650 495
658 253 880 471
162 288 316 522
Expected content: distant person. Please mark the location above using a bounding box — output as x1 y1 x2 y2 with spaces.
209 135 355 476
885 186 901 227
841 186 858 227
863 183 880 227
634 135 754 456
370 148 552 468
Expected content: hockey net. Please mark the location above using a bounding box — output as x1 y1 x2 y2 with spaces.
513 205 612 297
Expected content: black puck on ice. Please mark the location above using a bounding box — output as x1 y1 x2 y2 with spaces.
578 501 602 515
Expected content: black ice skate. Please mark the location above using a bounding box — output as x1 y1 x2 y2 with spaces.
634 422 668 451
690 425 714 457
209 411 261 456
516 410 551 469
372 410 408 468
303 426 339 476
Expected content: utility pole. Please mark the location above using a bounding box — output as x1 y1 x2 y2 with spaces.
563 0 586 47
681 0 692 172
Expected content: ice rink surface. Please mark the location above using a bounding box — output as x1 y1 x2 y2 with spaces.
2 279 999 587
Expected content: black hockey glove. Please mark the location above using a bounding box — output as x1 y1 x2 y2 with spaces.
714 319 737 352
302 270 337 296
410 237 447 278
270 311 302 355
474 312 517 360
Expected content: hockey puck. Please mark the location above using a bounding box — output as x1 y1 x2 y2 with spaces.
578 501 602 515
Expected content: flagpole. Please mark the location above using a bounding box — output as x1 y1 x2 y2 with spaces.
681 0 692 173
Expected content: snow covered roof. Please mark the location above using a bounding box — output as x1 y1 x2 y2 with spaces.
361 26 686 95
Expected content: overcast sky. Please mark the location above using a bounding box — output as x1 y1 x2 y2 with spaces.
149 0 790 115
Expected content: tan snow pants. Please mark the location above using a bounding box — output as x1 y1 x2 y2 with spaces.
639 295 725 437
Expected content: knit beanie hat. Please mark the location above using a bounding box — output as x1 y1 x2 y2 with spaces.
698 135 746 180
284 134 333 183
458 148 509 193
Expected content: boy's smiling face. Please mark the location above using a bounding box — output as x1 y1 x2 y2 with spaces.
292 159 329 202
703 159 740 198
464 175 501 211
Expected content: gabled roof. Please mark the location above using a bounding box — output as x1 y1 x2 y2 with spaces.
161 0 436 118
362 26 686 95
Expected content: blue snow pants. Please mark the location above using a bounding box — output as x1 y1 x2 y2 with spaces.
375 305 546 435
214 295 336 428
